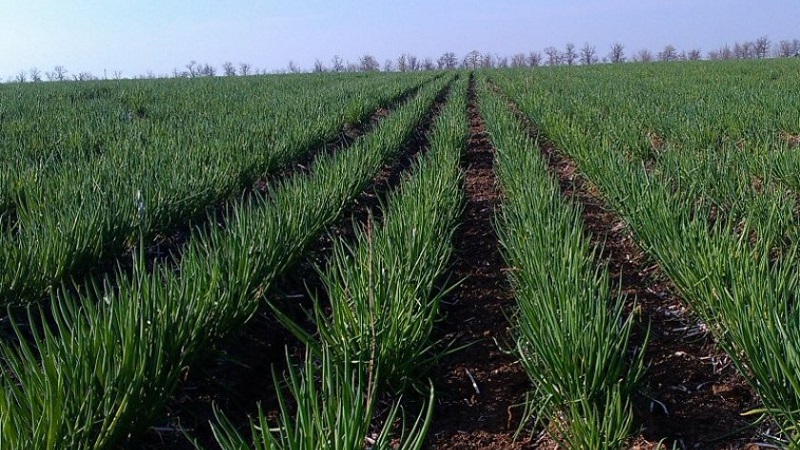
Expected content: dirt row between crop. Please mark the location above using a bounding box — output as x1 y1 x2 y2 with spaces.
489 80 762 449
138 80 454 450
424 75 532 449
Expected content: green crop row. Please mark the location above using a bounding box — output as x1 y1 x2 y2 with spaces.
0 72 437 307
492 59 800 445
477 77 643 448
207 75 468 450
0 74 453 450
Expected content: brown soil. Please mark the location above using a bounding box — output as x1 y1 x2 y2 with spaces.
492 81 763 449
779 131 800 147
424 76 534 449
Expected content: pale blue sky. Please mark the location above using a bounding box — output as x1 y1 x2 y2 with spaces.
1 1 797 80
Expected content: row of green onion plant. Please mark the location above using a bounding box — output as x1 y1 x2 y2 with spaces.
590 147 800 446
0 72 436 307
490 60 800 445
206 75 469 450
477 77 645 448
595 135 800 448
205 346 435 450
0 75 453 450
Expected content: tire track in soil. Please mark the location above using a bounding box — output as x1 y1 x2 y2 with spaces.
425 75 532 450
489 81 761 449
138 81 454 450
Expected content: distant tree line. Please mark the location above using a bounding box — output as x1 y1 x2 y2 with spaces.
291 36 798 74
6 35 800 83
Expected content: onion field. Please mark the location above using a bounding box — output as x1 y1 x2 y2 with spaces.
2 58 800 449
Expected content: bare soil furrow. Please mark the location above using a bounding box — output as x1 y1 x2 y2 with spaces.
425 75 531 450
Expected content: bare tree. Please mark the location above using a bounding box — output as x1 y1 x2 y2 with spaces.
721 45 733 60
636 49 654 62
480 53 495 68
422 57 435 71
15 71 26 83
754 36 770 59
732 42 744 59
185 61 199 77
52 65 68 81
495 55 509 68
580 43 597 65
776 40 792 57
709 44 734 60
438 52 458 70
609 43 625 63
444 52 458 69
222 61 236 76
28 67 42 82
199 63 216 76
73 71 95 81
330 56 344 73
113 70 123 80
359 54 380 72
544 47 561 66
733 41 753 59
657 44 678 61
287 60 300 73
314 59 326 73
776 39 800 57
397 54 408 72
527 51 542 67
407 54 420 71
687 49 702 61
464 50 481 69
564 43 577 65
383 59 393 72
745 41 756 58
511 53 527 68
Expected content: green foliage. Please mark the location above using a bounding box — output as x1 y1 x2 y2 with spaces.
205 348 434 450
0 75 451 450
477 78 643 447
492 58 800 444
0 72 435 306
312 77 467 391
208 75 466 450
